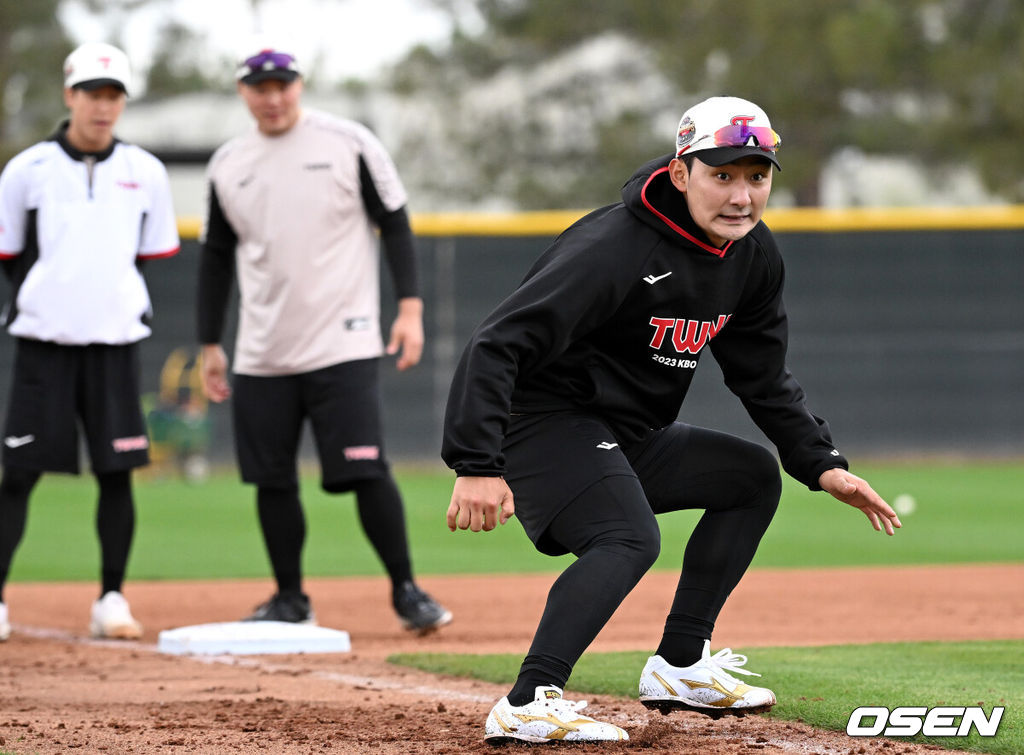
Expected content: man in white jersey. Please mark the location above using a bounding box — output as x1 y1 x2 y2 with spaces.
0 42 180 642
198 42 451 633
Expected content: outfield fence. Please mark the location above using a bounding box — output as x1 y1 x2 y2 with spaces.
1 207 1022 467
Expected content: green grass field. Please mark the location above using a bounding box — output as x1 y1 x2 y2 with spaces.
393 641 1023 754
7 458 1023 754
7 459 1022 580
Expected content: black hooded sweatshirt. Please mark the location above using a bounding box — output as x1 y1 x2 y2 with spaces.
441 154 847 489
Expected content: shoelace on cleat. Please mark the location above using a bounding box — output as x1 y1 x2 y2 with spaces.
552 696 593 717
706 648 763 681
535 697 594 720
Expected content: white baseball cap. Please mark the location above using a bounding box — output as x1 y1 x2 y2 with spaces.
674 96 782 170
63 42 131 93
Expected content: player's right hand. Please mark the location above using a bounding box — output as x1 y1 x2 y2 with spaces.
199 344 232 403
447 476 515 533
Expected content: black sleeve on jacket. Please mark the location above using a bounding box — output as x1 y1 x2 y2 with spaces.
196 181 237 344
441 210 641 476
2 209 38 326
359 155 418 300
709 230 848 490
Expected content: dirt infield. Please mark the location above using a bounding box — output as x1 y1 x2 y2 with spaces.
2 563 1021 754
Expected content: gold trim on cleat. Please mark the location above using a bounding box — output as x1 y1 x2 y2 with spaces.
680 676 750 707
651 668 753 708
491 712 516 734
651 670 679 696
515 713 594 740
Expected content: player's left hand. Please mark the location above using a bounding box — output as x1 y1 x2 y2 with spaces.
819 467 902 535
387 297 424 371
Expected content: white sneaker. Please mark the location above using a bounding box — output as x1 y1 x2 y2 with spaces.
484 685 629 743
0 602 10 641
639 640 776 715
90 591 143 639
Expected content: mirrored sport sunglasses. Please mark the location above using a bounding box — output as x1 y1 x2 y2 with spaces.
241 50 297 72
713 124 781 152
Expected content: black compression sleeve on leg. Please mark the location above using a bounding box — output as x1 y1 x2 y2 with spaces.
96 470 134 597
256 485 305 596
352 476 413 587
654 445 781 666
0 467 41 602
507 475 660 705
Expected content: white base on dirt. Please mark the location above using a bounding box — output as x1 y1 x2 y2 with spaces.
157 621 351 655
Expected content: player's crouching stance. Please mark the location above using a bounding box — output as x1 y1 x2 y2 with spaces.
443 95 900 744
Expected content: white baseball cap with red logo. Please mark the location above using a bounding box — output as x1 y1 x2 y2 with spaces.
674 96 782 170
63 42 131 94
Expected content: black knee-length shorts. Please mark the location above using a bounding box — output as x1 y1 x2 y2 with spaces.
2 338 149 474
231 357 389 492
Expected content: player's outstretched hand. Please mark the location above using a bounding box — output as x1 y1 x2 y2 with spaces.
200 344 232 403
388 297 424 371
819 467 902 535
447 476 515 533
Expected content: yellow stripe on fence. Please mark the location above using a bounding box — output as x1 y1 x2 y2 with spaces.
176 205 1024 240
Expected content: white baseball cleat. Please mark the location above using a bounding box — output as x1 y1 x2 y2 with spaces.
485 685 629 743
0 601 10 641
90 591 143 639
639 640 776 716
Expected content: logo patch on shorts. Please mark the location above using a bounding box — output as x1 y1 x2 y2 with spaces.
112 435 149 453
345 317 371 331
344 445 380 461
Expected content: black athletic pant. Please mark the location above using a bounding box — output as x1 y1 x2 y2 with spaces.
508 425 781 705
256 473 414 597
0 466 135 602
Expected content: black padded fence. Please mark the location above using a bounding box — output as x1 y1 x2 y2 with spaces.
1 221 1022 469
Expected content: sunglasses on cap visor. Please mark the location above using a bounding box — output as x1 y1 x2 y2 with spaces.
712 124 781 152
241 50 297 72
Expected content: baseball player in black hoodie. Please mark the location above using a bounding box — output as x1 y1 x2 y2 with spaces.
442 95 901 744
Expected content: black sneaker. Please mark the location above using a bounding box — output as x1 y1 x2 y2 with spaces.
392 581 452 635
243 592 315 624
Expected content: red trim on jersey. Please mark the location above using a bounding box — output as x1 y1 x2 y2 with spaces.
0 251 18 260
640 167 733 258
137 246 180 260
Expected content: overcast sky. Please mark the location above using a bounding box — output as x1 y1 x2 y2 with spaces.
59 0 481 89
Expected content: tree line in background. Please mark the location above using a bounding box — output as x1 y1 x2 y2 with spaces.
2 0 1022 207
419 0 1024 205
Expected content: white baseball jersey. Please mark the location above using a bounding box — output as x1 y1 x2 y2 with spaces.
204 109 409 376
0 136 179 345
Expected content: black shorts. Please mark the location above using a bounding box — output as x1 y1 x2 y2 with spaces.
2 338 149 474
232 358 389 491
503 411 778 555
